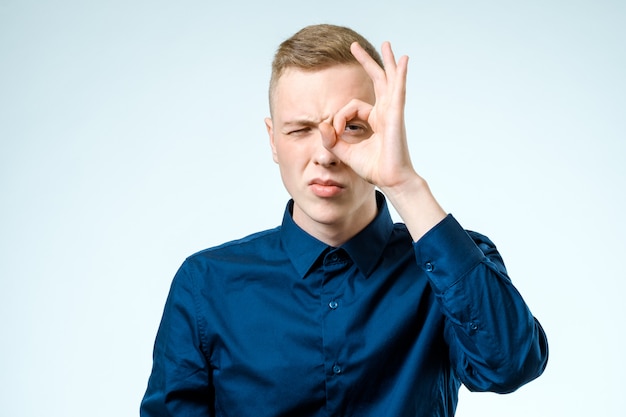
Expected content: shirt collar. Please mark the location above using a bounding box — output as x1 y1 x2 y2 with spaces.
280 191 394 279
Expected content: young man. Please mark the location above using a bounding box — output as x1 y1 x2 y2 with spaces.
141 24 548 416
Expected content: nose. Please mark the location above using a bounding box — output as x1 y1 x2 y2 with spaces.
313 136 340 167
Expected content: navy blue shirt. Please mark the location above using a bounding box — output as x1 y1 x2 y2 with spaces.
141 194 548 416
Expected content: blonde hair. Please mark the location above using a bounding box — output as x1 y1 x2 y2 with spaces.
269 24 383 111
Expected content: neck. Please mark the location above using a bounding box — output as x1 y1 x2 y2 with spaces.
292 195 378 247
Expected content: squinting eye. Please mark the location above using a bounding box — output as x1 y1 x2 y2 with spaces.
288 127 311 135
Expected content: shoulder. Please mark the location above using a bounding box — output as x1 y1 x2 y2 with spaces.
182 226 283 267
171 226 288 292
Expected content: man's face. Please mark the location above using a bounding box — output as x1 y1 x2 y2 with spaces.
265 64 377 242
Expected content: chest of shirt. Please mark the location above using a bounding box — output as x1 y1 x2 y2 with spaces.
191 247 449 415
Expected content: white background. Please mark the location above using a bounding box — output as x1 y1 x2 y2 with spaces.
1 1 624 416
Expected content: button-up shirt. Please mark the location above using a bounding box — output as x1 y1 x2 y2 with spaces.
141 193 548 416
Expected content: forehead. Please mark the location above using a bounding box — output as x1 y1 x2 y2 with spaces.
271 64 374 118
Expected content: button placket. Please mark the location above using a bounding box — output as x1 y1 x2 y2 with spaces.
320 248 351 391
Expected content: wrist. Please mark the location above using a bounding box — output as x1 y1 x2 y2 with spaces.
379 173 428 202
380 175 447 242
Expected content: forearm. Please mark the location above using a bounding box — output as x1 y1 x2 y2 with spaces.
414 217 549 392
141 265 214 416
443 259 549 393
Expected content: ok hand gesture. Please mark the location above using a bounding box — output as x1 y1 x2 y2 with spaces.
320 41 416 191
320 41 446 240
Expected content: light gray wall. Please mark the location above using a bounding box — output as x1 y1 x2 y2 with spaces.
1 1 624 416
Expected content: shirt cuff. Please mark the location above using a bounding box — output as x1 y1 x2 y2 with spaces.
413 214 485 293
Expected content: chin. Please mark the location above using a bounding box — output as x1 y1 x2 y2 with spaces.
294 199 349 224
308 205 347 224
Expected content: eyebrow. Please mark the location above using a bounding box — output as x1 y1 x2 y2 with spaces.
281 117 324 127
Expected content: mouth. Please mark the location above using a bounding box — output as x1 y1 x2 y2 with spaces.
308 178 344 198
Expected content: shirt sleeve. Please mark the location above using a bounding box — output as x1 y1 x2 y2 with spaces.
413 214 548 394
140 263 214 416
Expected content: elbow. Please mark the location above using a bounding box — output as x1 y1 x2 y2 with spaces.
464 320 549 394
486 352 549 394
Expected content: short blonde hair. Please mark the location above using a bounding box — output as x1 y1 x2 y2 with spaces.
269 24 383 111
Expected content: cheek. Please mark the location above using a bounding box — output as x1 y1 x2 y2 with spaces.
278 157 303 177
274 146 297 174
275 141 306 168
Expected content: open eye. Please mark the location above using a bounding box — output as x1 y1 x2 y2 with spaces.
343 122 371 138
345 124 363 132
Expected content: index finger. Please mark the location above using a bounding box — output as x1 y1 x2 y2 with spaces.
350 42 386 85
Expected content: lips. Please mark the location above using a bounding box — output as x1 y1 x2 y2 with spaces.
309 178 344 198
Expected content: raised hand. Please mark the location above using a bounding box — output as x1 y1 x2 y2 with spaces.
320 41 446 240
319 41 417 190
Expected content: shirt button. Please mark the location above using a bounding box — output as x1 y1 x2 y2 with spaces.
424 262 434 272
332 364 342 374
329 300 339 309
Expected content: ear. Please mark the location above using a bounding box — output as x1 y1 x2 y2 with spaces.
265 117 279 164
